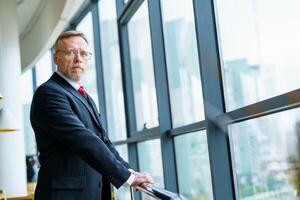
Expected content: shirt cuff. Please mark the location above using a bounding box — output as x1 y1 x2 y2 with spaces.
128 168 135 173
123 173 136 187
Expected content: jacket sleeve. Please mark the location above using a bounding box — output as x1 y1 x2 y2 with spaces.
30 85 131 188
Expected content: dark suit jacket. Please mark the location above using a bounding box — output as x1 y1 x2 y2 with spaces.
30 72 131 200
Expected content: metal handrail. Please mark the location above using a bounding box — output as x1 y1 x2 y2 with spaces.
130 184 184 200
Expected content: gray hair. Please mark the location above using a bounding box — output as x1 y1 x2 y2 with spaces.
54 30 89 52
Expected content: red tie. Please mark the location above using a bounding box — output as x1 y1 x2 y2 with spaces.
78 86 87 97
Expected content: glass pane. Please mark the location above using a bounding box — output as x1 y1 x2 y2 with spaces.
138 139 164 200
115 144 129 164
98 0 127 141
35 51 53 86
127 1 159 131
175 131 214 200
215 0 300 111
21 69 33 104
229 109 300 199
76 12 99 109
21 69 39 183
113 145 131 200
21 69 36 156
160 0 205 128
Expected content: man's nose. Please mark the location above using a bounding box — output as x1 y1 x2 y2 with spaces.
74 53 83 61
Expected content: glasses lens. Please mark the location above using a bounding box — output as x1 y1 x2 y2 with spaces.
58 50 91 60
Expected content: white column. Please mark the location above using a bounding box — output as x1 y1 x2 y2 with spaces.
0 0 27 197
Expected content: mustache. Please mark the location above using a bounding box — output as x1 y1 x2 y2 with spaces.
72 66 84 70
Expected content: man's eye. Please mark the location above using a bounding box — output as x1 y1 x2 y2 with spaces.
66 51 74 56
80 52 88 57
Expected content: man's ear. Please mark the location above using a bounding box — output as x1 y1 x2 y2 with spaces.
53 53 58 65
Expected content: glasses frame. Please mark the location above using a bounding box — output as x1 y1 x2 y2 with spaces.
56 49 92 60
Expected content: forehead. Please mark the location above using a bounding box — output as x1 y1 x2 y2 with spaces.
58 36 89 49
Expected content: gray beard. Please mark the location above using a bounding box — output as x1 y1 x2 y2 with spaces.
58 69 81 83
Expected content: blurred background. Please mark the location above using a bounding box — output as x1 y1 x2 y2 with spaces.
0 0 299 199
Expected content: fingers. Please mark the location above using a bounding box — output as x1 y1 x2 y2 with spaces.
133 172 154 184
131 175 146 187
131 171 155 187
142 172 154 184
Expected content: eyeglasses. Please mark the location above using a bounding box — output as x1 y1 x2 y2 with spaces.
56 49 92 60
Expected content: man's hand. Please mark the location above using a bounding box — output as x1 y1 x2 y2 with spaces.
131 171 154 187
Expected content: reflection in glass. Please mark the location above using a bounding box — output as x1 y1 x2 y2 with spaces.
175 131 213 200
138 139 164 200
215 0 300 110
230 109 300 199
114 145 131 200
98 0 127 141
160 0 204 128
35 51 53 86
76 12 99 109
127 1 159 131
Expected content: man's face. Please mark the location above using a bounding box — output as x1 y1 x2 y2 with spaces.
54 36 89 83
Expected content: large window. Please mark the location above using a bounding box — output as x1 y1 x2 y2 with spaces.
35 51 53 87
230 109 300 199
76 12 99 109
114 145 131 200
215 0 300 111
175 131 213 200
160 0 205 127
21 69 35 156
98 0 127 141
61 1 300 199
127 1 159 131
21 69 39 183
138 139 164 199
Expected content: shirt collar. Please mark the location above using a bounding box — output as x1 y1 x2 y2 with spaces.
56 71 81 90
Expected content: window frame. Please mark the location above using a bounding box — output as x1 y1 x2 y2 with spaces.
62 0 300 199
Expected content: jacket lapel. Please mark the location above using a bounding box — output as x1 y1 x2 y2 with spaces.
50 73 103 131
86 95 104 130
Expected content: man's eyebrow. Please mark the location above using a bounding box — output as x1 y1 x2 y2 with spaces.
64 48 89 51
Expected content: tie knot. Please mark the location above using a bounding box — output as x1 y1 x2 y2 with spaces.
78 86 87 97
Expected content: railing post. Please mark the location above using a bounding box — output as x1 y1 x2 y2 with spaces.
130 187 135 200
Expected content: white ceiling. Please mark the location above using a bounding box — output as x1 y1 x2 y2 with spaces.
15 0 86 71
16 0 45 37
